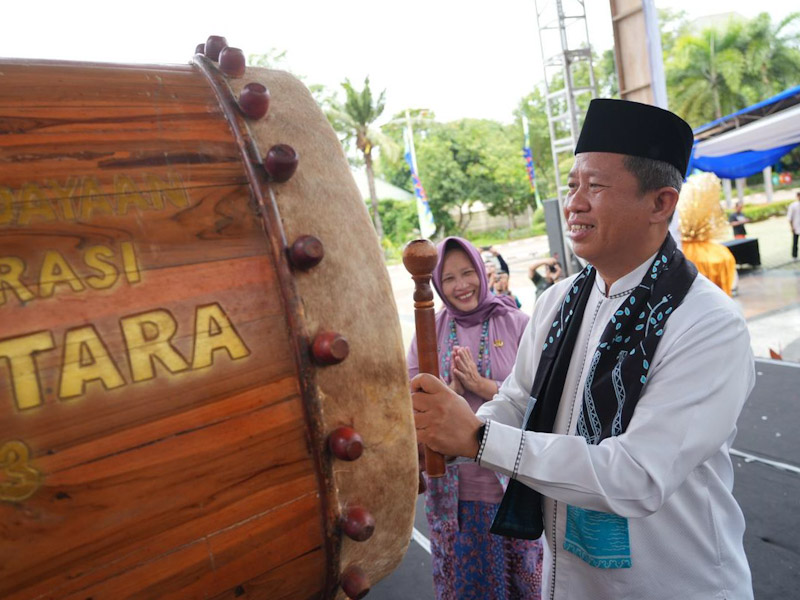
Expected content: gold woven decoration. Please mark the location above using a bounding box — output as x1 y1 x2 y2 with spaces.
677 172 730 242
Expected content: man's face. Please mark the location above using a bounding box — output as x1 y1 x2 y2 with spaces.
564 152 654 272
494 273 509 292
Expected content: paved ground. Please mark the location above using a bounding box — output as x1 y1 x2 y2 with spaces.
375 219 800 599
730 216 800 360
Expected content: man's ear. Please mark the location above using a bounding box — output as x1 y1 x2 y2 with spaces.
650 187 679 225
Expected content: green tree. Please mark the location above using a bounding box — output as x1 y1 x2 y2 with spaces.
377 149 412 194
658 8 690 56
377 108 436 193
738 12 800 103
514 87 557 201
413 119 535 236
666 20 749 126
413 128 464 234
378 199 418 245
480 127 538 232
666 12 800 127
327 77 395 238
247 49 290 69
597 49 619 98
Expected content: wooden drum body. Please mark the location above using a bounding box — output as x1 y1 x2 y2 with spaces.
0 55 417 599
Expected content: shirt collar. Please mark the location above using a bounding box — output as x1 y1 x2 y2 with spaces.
594 250 659 298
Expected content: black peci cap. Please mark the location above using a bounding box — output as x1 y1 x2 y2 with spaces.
574 99 694 177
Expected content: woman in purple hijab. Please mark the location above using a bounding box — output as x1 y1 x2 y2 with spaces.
407 237 542 599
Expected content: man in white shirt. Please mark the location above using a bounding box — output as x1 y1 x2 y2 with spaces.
788 191 800 260
412 99 755 599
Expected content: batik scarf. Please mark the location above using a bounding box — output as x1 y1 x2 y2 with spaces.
490 234 697 568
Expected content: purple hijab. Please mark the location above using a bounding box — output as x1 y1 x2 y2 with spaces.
432 237 517 326
408 237 529 390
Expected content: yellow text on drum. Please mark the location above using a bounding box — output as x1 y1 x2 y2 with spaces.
0 440 41 502
0 172 190 227
0 242 141 306
0 302 251 411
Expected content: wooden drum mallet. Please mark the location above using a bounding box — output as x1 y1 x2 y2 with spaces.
403 239 446 478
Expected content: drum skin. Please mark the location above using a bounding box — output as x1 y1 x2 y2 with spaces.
0 56 417 599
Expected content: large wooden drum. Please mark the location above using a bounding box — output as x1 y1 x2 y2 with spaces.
0 46 417 599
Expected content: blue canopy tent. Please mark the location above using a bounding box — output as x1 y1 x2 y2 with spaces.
687 84 800 178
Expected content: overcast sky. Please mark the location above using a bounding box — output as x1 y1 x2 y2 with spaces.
1 1 796 124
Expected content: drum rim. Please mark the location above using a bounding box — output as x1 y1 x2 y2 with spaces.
194 54 340 597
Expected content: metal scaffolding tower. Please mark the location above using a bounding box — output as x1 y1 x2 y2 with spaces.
535 0 598 201
534 0 598 272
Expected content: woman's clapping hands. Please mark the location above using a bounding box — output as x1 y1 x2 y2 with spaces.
451 346 498 400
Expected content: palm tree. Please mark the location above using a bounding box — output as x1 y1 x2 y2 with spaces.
327 77 392 239
739 12 800 102
666 12 800 127
666 20 749 126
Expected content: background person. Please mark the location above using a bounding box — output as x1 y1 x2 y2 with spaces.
407 236 542 600
482 252 499 292
493 270 521 308
411 100 755 600
481 245 511 275
788 191 800 259
481 245 511 294
528 256 563 299
729 199 751 238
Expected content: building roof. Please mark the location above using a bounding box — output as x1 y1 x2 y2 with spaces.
350 167 414 202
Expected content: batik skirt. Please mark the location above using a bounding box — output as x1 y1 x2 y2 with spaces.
427 499 542 600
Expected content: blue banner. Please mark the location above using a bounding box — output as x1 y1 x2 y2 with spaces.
404 127 436 238
522 115 540 203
